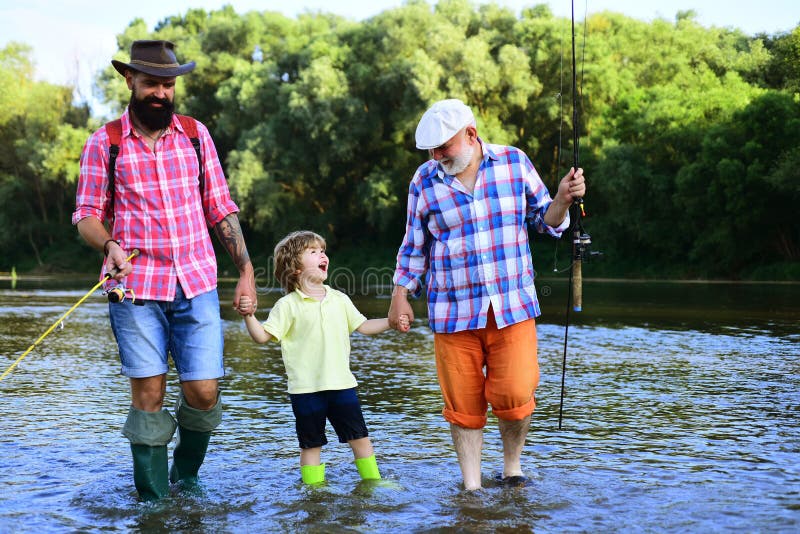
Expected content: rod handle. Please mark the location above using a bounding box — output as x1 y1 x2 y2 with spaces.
105 248 140 279
572 259 582 312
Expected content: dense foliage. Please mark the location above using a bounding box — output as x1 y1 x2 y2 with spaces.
1 1 798 279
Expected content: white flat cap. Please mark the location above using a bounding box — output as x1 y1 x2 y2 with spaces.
415 99 476 150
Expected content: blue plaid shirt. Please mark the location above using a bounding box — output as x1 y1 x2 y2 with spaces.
393 140 569 333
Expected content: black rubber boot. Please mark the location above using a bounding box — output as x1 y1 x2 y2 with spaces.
169 392 222 485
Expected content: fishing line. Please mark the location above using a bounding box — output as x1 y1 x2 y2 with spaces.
553 6 566 274
0 249 140 383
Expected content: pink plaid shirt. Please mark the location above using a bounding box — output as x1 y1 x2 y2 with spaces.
72 109 239 300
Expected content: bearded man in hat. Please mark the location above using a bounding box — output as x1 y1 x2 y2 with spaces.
72 40 257 501
388 99 585 490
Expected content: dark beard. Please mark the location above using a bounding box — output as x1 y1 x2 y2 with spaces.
129 92 175 131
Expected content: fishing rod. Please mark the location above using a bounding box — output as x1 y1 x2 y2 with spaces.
568 0 589 314
0 249 140 383
558 0 598 430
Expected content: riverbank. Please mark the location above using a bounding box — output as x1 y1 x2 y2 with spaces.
0 244 800 287
2 272 798 287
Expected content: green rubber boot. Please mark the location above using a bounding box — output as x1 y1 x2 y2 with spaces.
170 427 211 485
122 406 177 502
169 392 222 485
130 443 170 501
301 463 326 485
355 454 381 480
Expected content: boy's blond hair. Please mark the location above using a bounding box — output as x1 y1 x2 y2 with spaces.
273 230 327 293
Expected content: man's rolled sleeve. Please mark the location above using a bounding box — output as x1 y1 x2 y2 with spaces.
524 161 569 238
393 182 429 298
198 123 239 226
72 131 111 226
549 208 571 234
529 199 570 237
393 269 422 297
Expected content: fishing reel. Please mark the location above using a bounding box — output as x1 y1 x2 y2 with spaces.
573 230 603 263
105 283 136 304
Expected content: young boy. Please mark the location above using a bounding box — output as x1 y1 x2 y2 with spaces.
239 230 409 485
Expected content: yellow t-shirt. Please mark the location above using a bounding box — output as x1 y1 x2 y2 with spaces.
262 286 368 394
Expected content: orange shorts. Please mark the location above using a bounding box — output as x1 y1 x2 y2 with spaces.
433 312 539 429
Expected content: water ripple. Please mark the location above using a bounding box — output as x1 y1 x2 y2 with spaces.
1 285 799 532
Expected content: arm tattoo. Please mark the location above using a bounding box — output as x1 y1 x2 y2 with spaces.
214 214 251 271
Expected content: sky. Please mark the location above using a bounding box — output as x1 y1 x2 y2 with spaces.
2 0 798 113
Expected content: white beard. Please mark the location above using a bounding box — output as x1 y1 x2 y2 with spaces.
440 144 475 175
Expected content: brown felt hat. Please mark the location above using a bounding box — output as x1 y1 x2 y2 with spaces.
112 40 196 77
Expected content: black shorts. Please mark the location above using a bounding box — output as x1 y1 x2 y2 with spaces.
289 388 369 449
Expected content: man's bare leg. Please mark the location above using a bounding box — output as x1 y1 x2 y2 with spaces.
451 424 483 490
130 375 167 411
499 415 530 478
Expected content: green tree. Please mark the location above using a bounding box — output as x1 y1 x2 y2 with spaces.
760 26 800 91
0 43 90 270
75 3 800 279
674 92 800 275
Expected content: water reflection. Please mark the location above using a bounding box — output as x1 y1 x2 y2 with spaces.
0 280 798 531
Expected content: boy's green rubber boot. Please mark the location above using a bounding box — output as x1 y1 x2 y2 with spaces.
169 392 222 485
355 455 381 480
301 463 326 485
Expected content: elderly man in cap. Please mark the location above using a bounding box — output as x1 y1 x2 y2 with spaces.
389 98 585 490
72 40 257 501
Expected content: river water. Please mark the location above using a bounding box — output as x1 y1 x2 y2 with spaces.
0 277 798 532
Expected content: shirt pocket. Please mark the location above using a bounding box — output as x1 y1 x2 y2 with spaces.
430 240 454 292
495 192 525 228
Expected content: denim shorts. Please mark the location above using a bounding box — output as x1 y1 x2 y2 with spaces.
108 285 224 381
290 388 369 449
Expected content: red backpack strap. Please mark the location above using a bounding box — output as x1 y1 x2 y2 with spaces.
177 114 198 137
176 114 204 194
105 119 123 220
105 116 204 220
106 119 122 146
